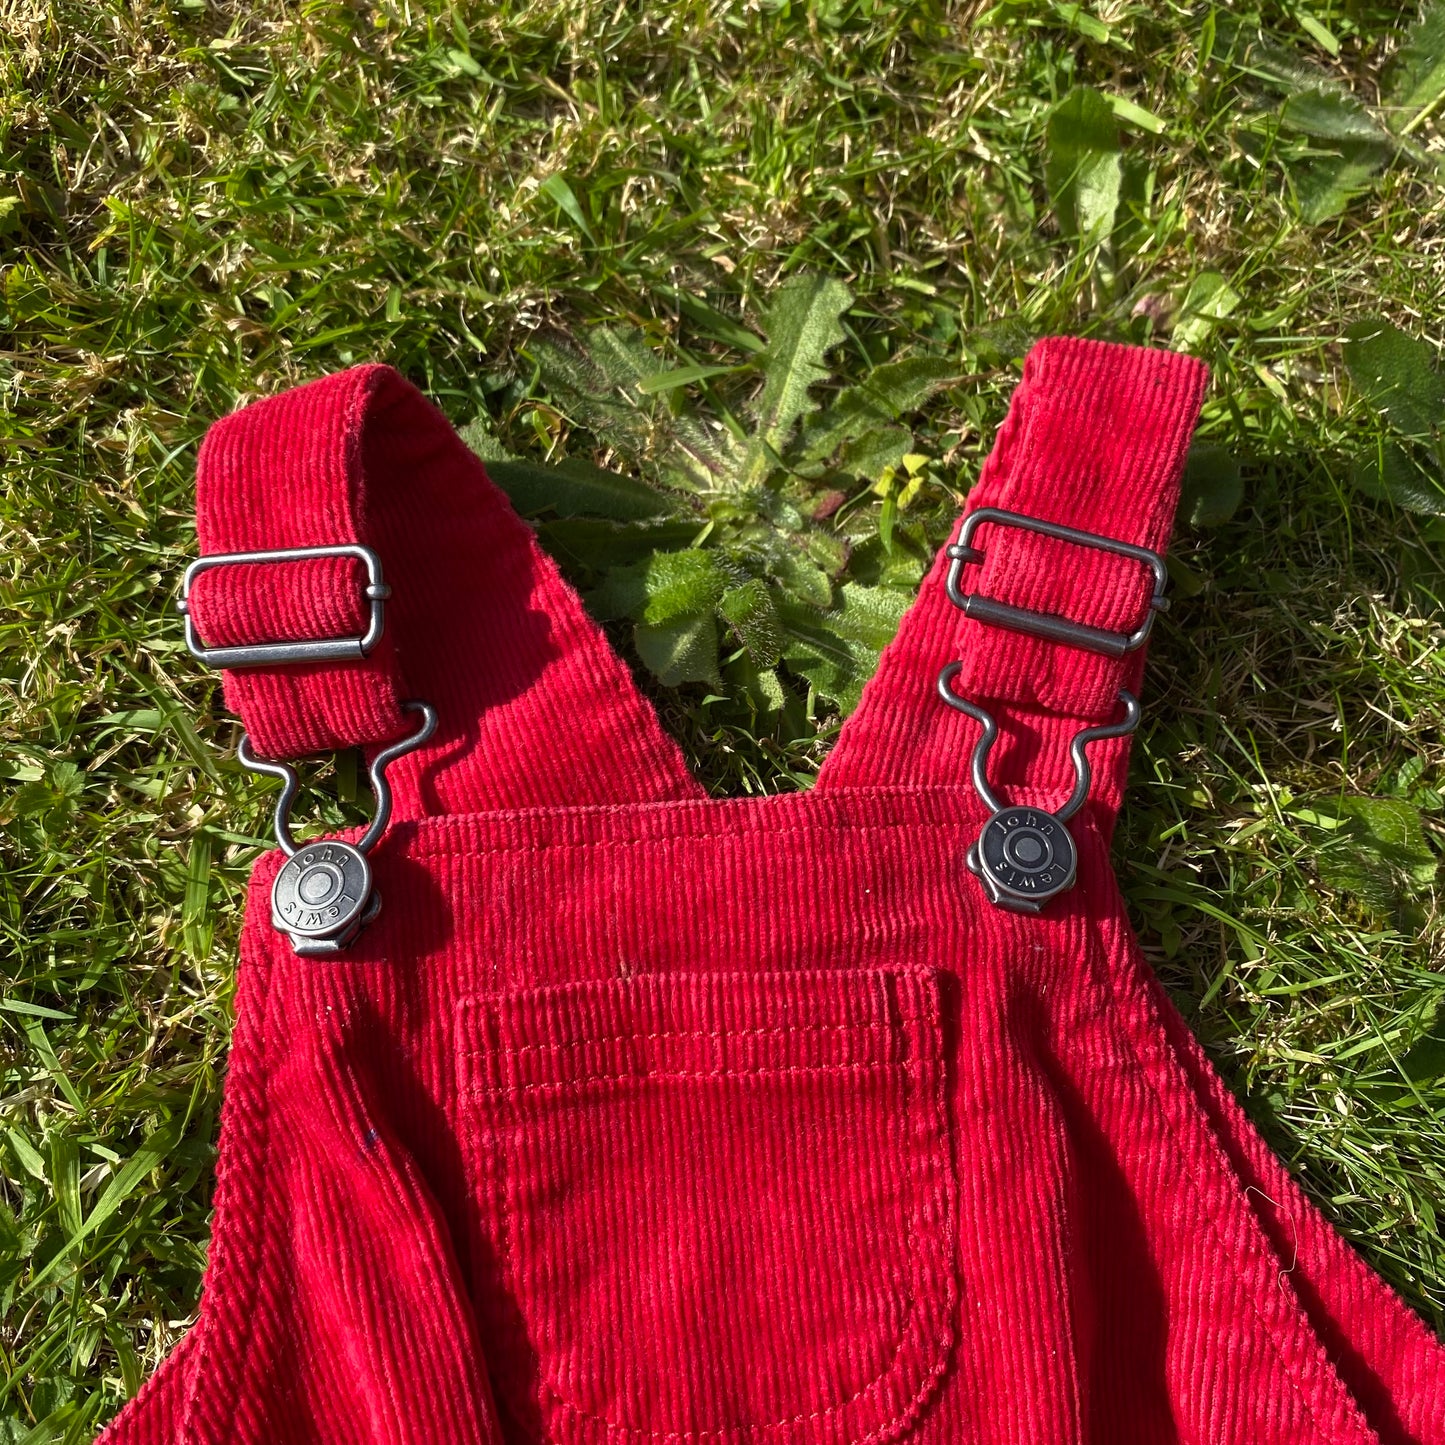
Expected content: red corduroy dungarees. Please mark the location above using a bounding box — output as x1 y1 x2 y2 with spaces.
98 339 1445 1445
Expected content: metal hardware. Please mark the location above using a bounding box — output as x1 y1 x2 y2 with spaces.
937 664 1139 915
943 508 1168 658
178 544 391 669
237 700 437 955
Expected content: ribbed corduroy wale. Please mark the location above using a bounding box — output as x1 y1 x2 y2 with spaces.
97 339 1445 1445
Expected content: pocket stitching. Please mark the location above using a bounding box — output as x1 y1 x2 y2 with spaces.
501 1020 892 1052
471 971 956 1445
484 1062 906 1094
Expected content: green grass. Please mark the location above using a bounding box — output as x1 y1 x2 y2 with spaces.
2 0 1444 1437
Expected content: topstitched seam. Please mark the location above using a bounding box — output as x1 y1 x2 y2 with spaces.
401 814 1067 861
473 1062 901 1096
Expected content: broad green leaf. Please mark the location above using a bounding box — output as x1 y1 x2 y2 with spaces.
529 326 733 491
718 578 782 666
799 356 955 461
772 549 835 609
539 518 699 572
1341 316 1445 441
1180 444 1244 526
483 458 675 521
779 583 910 711
1351 443 1445 516
1289 143 1393 224
1173 272 1242 349
528 328 655 451
591 549 726 624
1280 88 1389 145
1241 35 1341 99
634 615 720 687
1314 796 1438 909
737 275 851 489
1045 86 1122 242
835 426 911 483
585 325 662 392
964 317 1036 369
538 172 593 240
1400 1011 1445 1085
660 410 735 491
727 654 788 716
1383 2 1445 122
458 415 514 463
800 526 849 576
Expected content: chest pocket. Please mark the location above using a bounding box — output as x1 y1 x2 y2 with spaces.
455 967 958 1445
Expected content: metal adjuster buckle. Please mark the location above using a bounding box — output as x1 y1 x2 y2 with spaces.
944 508 1168 658
177 544 391 669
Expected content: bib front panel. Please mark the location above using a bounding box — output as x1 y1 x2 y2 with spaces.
97 340 1445 1445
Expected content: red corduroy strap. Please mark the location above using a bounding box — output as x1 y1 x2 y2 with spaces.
186 365 706 813
816 337 1210 825
188 341 1207 829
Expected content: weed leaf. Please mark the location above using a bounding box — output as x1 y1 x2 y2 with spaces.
591 549 726 625
1045 86 1122 242
1291 143 1395 224
1315 796 1438 909
1350 442 1445 517
1174 272 1241 349
799 356 955 462
1180 444 1244 526
718 579 782 667
1342 316 1445 441
484 458 675 521
635 615 720 688
779 583 910 710
737 275 850 488
1280 88 1391 145
1383 1 1445 120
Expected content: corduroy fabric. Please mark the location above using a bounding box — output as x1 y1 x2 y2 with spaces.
96 340 1445 1445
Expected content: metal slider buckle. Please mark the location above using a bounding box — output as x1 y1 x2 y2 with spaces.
937 507 1166 915
177 544 391 668
944 507 1168 658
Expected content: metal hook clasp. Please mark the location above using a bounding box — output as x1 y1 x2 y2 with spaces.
936 664 1139 914
237 700 437 955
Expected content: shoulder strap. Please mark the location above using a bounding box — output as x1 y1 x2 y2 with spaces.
815 337 1209 825
184 365 705 812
